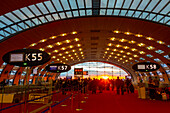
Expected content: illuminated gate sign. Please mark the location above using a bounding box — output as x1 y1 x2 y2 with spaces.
74 68 83 75
2 49 50 67
45 63 71 73
132 62 160 72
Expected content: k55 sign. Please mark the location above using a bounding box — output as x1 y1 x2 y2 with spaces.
45 63 71 73
2 49 50 67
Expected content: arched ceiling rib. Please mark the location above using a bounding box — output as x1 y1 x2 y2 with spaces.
0 0 169 42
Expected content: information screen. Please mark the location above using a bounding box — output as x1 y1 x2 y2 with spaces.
10 53 24 62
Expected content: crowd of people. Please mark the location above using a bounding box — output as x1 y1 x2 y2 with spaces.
52 76 134 95
88 76 134 95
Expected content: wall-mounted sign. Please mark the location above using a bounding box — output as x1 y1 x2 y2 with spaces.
45 63 71 73
74 68 83 75
132 62 160 72
83 71 88 75
2 49 50 67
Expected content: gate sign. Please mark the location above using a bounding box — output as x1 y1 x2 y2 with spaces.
132 62 160 72
74 68 83 75
45 63 71 73
2 49 50 67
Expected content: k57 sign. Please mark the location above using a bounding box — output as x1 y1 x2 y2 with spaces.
2 49 50 67
45 63 71 73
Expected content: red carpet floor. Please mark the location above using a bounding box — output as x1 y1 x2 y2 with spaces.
1 90 170 113
46 90 170 113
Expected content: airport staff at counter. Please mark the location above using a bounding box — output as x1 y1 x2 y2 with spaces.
137 76 170 100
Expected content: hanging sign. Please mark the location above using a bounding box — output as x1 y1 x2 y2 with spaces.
45 63 71 73
2 49 50 67
74 68 83 75
132 62 160 72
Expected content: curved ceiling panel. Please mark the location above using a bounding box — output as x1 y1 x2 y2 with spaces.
0 0 169 41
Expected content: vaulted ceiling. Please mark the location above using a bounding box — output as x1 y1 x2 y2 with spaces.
0 0 169 82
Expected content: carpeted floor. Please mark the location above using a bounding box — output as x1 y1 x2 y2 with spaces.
1 90 170 113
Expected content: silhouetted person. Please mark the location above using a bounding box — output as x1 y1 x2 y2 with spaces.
125 78 131 93
116 77 121 95
110 79 115 91
129 82 134 93
120 79 125 95
153 76 159 88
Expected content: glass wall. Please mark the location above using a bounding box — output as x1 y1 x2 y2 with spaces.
60 62 128 79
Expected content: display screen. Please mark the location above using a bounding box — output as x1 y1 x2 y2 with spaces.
10 53 24 62
138 65 145 69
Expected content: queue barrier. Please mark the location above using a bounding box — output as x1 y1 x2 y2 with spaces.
0 86 83 111
0 90 60 112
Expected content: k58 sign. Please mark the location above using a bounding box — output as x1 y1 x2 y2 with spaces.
2 49 50 67
132 62 160 72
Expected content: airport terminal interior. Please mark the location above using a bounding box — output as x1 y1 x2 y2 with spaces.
0 0 170 113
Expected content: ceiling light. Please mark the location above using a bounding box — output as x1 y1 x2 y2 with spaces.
131 48 137 51
69 45 74 48
123 46 129 49
80 52 83 54
72 31 77 34
114 56 117 58
147 46 155 50
137 43 145 47
50 36 57 39
63 56 66 59
108 43 112 46
146 37 154 40
68 54 71 57
111 52 114 55
74 38 79 41
135 34 143 37
124 32 131 35
39 48 44 51
65 40 71 43
134 55 138 57
110 37 116 41
106 48 110 50
52 56 56 59
30 43 36 47
65 51 69 54
79 48 82 51
116 44 121 47
117 54 120 56
39 39 47 43
157 41 165 44
48 53 51 55
129 57 132 60
139 51 145 54
113 30 120 33
74 53 77 55
56 42 62 46
77 44 81 47
120 50 124 53
119 39 127 42
72 50 76 52
59 53 62 56
127 52 131 55
61 47 66 50
60 33 67 36
128 40 136 44
57 59 60 61
113 49 117 51
105 51 108 54
123 55 126 58
53 50 58 53
47 45 53 48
